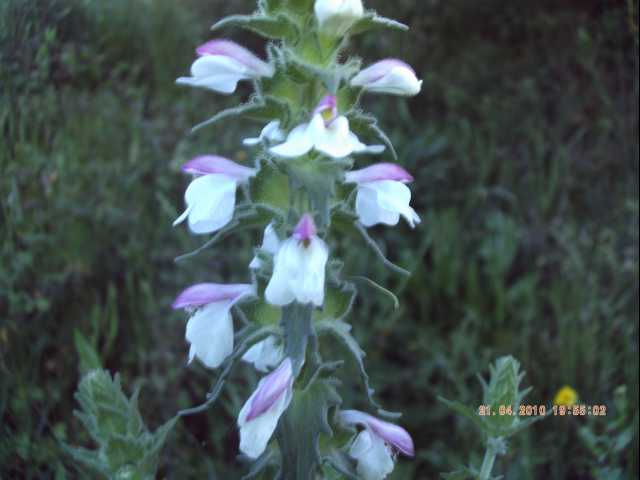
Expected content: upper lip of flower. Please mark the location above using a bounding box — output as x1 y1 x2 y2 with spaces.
345 163 414 184
245 358 293 422
172 283 254 309
180 155 256 180
339 409 415 457
195 39 274 77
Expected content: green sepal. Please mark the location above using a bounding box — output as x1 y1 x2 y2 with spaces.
241 298 282 327
276 379 342 480
250 159 290 215
347 110 398 160
350 11 409 36
314 282 356 323
212 13 300 41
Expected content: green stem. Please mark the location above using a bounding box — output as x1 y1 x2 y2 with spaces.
479 439 498 480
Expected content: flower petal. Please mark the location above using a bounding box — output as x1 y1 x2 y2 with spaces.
340 410 415 457
185 301 234 368
181 174 237 234
176 55 251 94
293 214 317 241
315 116 356 158
345 163 414 184
245 358 293 421
238 380 292 459
351 59 422 96
243 120 285 146
269 122 315 157
181 156 255 180
355 185 400 227
196 39 274 77
365 181 420 228
172 283 254 309
349 430 395 480
241 336 285 372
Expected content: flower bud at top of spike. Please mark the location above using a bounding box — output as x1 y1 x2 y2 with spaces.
351 59 422 96
345 163 414 184
486 356 521 409
293 213 317 242
196 39 274 78
181 155 256 180
314 0 364 37
245 358 293 422
340 410 415 457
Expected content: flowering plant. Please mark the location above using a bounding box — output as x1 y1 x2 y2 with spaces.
170 0 422 477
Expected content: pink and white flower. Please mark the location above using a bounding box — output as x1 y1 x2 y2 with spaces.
269 95 384 159
172 283 254 369
339 410 415 480
176 39 274 94
238 358 294 458
173 155 256 235
350 59 422 96
265 214 328 307
243 120 286 146
345 163 420 228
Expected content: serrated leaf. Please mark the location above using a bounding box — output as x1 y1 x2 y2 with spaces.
316 319 397 418
212 13 300 40
61 444 109 477
276 379 342 479
250 160 290 214
281 303 313 375
350 11 409 36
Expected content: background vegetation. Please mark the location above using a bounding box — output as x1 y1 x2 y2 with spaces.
1 0 638 478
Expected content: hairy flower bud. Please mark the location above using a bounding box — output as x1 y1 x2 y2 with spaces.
351 59 422 96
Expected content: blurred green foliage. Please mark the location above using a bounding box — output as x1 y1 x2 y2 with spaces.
1 0 638 478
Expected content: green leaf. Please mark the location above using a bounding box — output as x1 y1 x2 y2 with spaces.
74 329 102 374
192 96 290 133
314 283 356 322
348 111 397 160
437 396 491 435
250 160 290 214
350 11 409 36
241 299 282 326
212 14 300 40
242 449 278 479
276 379 342 480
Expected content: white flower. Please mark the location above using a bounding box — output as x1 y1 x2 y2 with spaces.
173 156 255 235
351 59 422 96
238 358 293 459
269 95 384 159
176 39 274 94
340 410 415 480
241 336 285 372
249 223 281 270
314 0 364 37
350 430 395 480
243 120 286 146
265 214 328 307
345 163 420 228
172 283 254 368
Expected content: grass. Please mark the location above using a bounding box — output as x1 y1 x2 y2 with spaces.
1 0 638 478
